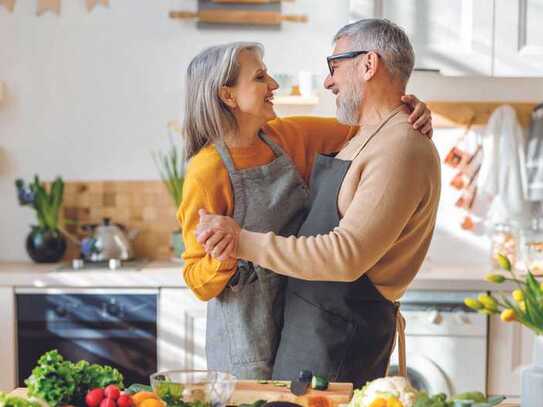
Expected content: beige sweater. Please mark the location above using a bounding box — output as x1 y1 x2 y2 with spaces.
237 108 441 301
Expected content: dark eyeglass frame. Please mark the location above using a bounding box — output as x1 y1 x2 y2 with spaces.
326 50 372 76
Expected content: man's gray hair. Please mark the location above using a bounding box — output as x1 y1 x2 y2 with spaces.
334 18 414 85
183 42 264 160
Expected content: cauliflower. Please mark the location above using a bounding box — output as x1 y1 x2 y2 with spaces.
348 376 418 407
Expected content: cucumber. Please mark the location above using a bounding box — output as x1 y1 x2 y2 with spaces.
310 375 328 391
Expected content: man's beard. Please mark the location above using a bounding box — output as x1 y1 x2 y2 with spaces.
336 79 362 125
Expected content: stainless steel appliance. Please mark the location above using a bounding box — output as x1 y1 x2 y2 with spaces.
16 288 158 386
388 290 488 397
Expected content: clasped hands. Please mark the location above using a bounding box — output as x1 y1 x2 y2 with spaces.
196 209 240 261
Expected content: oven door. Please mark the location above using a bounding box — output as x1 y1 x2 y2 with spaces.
16 288 158 387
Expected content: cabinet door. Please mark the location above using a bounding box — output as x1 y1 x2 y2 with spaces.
0 287 16 391
494 0 543 77
487 314 535 397
349 0 494 76
158 289 207 371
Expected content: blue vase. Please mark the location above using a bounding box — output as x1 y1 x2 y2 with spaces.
522 335 543 407
26 228 67 263
171 231 185 259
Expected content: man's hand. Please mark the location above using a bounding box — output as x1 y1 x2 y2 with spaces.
195 209 240 261
401 94 433 138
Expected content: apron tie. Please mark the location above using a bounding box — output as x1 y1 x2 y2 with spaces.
396 309 407 377
386 304 407 378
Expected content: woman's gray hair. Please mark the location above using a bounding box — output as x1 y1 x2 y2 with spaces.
334 19 414 85
183 42 264 160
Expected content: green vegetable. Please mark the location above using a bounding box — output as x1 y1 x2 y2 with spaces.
25 350 124 407
272 381 288 387
257 380 269 385
154 381 184 406
413 391 451 407
0 392 41 407
125 384 153 394
452 392 486 403
310 375 329 391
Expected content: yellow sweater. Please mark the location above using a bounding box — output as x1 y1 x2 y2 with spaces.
177 116 354 301
237 110 441 302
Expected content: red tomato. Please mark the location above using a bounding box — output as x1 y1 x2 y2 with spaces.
86 388 105 407
104 385 121 400
100 398 117 407
117 395 133 407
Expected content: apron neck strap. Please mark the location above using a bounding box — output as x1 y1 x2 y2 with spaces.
351 105 404 161
214 131 283 174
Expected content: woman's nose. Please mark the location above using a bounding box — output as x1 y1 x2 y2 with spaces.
269 77 279 91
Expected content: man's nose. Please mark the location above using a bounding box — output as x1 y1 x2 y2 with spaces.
323 73 334 90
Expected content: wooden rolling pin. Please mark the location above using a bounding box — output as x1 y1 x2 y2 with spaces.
211 0 293 3
169 9 308 25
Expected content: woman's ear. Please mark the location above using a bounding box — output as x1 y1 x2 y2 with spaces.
219 86 237 109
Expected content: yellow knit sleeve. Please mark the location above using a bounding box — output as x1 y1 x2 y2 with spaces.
177 157 237 301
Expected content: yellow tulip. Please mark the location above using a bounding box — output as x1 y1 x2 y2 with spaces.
478 294 498 312
540 282 543 292
501 309 516 322
485 273 506 284
464 298 483 310
512 289 524 302
496 253 512 271
519 301 526 312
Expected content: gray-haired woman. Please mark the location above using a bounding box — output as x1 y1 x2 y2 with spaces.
177 41 432 379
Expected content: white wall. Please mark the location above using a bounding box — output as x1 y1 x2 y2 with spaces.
1 0 543 261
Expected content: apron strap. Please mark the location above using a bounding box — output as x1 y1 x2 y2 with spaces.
351 105 405 161
396 309 407 377
386 304 407 378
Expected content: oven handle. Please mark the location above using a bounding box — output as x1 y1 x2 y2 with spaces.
19 327 156 339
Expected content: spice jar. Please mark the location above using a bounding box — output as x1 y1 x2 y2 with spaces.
519 218 543 275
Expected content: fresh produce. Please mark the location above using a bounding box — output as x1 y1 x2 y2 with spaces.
132 392 159 407
86 389 106 407
349 377 418 407
104 386 121 401
412 392 449 407
117 396 134 407
0 392 42 407
25 350 124 407
124 385 153 395
451 392 486 404
310 376 329 391
100 399 117 407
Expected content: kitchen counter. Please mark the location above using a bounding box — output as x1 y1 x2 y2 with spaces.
0 258 519 291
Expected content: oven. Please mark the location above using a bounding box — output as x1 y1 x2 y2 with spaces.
16 288 158 386
388 290 488 397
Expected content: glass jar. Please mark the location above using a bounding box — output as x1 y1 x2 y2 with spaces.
519 218 543 275
490 223 517 269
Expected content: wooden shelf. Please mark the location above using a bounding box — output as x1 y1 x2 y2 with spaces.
273 95 319 106
427 101 538 128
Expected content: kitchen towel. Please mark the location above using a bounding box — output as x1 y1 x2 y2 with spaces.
525 103 543 201
471 105 536 228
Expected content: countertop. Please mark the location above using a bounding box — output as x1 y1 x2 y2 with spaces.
0 258 520 291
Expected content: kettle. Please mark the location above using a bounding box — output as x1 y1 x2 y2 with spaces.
80 218 138 262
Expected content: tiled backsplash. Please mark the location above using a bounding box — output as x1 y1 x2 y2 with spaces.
61 181 180 260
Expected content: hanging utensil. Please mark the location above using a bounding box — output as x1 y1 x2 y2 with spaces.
169 9 307 25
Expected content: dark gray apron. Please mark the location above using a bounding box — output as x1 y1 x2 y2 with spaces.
206 132 309 379
272 109 404 388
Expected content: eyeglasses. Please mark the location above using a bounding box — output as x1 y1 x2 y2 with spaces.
326 50 371 76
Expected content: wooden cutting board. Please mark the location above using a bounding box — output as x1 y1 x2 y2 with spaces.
228 380 353 407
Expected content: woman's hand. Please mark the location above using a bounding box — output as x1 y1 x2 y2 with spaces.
401 94 433 138
195 209 240 261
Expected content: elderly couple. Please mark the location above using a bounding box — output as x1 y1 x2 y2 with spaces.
177 18 441 387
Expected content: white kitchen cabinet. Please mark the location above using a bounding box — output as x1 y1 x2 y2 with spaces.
349 0 494 76
494 0 543 77
487 314 536 397
158 288 207 371
0 287 16 392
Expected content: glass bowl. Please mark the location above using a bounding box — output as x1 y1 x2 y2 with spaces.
150 370 237 407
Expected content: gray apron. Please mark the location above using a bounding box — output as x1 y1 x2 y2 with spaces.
206 132 310 379
272 108 406 388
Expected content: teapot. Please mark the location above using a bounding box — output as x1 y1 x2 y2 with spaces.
80 218 138 262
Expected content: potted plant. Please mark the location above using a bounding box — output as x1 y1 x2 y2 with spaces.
465 253 543 407
153 134 185 260
15 175 67 263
